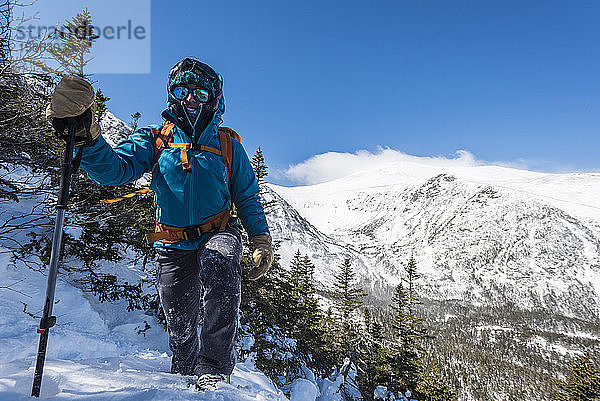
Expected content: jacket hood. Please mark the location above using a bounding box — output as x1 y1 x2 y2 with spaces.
162 58 225 144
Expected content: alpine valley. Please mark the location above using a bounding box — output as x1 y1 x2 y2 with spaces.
265 153 600 400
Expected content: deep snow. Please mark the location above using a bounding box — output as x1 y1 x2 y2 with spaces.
0 248 292 400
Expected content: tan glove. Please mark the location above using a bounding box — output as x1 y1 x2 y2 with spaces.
248 234 273 281
46 75 100 145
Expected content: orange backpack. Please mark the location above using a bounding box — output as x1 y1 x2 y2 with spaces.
101 123 241 244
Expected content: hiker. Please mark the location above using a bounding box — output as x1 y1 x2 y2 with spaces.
46 57 273 390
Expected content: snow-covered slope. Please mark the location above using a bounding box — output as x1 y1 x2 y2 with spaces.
265 187 386 293
0 114 293 400
0 247 291 400
270 162 600 320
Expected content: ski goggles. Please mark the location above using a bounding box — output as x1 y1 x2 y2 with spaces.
171 86 210 103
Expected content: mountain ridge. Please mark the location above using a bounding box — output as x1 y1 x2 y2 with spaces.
269 166 600 321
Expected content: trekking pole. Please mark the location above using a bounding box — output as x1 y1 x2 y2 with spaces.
31 118 78 398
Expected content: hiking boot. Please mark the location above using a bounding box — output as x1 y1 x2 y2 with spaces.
195 373 230 391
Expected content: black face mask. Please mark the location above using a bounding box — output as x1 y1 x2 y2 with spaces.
169 95 218 142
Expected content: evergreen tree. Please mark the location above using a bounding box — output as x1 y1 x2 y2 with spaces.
35 8 99 77
356 307 391 401
404 253 421 315
300 255 315 294
239 243 297 381
251 146 268 187
331 258 366 360
0 7 162 328
288 250 304 298
0 61 58 266
240 147 303 382
553 354 600 401
250 147 275 211
130 112 142 132
95 89 110 121
288 251 335 373
415 368 457 401
387 281 425 393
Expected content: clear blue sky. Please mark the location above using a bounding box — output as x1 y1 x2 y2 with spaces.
90 0 599 184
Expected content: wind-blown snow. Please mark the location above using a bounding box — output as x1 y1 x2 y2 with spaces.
282 150 600 222
283 148 479 186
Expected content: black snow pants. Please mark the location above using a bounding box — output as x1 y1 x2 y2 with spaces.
154 225 242 376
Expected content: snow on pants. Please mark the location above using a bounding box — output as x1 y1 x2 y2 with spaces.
155 225 242 376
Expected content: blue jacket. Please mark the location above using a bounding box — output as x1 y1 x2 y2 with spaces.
77 98 269 250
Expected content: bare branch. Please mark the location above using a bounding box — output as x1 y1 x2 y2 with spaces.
0 279 32 298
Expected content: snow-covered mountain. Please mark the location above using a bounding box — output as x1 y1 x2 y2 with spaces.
100 111 132 145
268 161 600 321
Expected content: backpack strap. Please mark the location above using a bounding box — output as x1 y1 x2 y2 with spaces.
146 209 233 244
155 124 238 176
152 123 174 171
219 126 241 143
217 126 239 229
165 143 222 170
217 127 233 192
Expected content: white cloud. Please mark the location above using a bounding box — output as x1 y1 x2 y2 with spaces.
283 147 482 185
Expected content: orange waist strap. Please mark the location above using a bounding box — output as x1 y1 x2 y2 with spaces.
145 209 232 245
